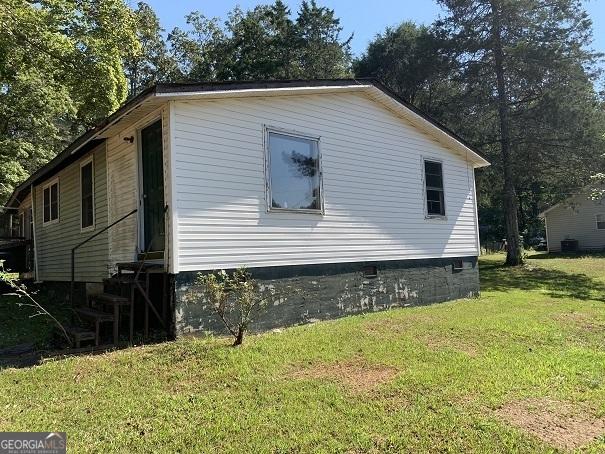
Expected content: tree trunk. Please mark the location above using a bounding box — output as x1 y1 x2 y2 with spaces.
490 0 524 266
233 327 245 346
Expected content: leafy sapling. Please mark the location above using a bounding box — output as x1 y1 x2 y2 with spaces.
196 267 275 346
0 260 70 345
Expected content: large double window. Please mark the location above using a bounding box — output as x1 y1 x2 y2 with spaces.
266 129 322 213
43 180 59 224
424 159 446 217
80 158 94 229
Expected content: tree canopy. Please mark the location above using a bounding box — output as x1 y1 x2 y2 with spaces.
166 0 352 83
0 0 139 202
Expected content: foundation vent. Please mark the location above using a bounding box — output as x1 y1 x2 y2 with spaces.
362 265 378 278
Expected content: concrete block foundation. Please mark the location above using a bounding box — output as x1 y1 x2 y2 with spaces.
173 256 480 336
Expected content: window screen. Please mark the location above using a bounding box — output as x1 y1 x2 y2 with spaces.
81 161 94 228
424 160 445 216
597 214 605 230
267 131 322 211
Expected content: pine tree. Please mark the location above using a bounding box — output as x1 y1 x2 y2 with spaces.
434 0 605 265
124 2 177 97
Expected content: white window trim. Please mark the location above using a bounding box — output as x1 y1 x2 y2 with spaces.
42 178 60 226
19 199 32 238
596 213 605 230
264 125 325 215
421 156 447 220
80 155 95 232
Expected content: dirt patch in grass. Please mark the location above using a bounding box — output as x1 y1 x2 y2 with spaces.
554 312 605 333
362 318 414 336
496 398 605 450
363 316 480 356
287 357 398 394
362 314 437 337
420 334 479 357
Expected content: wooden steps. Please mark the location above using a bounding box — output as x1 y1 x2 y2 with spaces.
64 325 97 348
92 293 130 305
66 260 168 349
116 261 164 273
104 275 148 287
75 307 114 322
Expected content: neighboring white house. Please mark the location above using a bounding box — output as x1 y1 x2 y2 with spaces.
3 79 490 338
541 193 605 252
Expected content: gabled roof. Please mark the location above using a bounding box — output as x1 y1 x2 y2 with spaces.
6 78 489 207
539 188 603 218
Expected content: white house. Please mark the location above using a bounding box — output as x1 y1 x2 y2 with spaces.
3 79 489 340
541 192 605 252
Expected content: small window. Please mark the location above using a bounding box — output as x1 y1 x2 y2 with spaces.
267 129 322 212
597 214 605 230
43 180 59 224
424 160 445 217
81 159 94 229
10 213 20 238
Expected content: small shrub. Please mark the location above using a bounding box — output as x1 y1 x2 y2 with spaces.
196 268 273 346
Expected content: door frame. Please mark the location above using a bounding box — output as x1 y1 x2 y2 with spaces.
136 115 165 255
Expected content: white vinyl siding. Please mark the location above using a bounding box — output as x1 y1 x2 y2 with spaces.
171 92 480 271
33 144 109 282
106 106 169 271
106 126 139 270
544 194 605 251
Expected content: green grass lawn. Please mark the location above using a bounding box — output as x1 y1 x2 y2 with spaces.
1 253 605 452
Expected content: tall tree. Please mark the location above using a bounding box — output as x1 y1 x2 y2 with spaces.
217 5 286 80
167 12 226 81
353 22 459 122
0 0 139 202
434 0 605 265
124 2 176 97
295 0 352 78
167 1 352 82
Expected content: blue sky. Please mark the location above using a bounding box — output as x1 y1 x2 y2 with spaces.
139 0 605 58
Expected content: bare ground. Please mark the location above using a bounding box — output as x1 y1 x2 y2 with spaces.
553 312 605 333
286 357 399 394
496 397 605 450
363 316 479 356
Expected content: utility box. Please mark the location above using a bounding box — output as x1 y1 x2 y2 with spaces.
560 239 579 252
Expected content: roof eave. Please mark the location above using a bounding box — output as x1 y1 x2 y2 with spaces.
366 81 490 168
6 86 158 207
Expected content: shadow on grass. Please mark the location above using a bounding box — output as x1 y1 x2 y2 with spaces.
0 331 171 370
527 251 605 260
480 259 605 302
1 286 171 369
